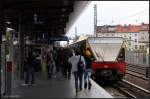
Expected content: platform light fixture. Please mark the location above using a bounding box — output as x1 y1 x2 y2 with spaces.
6 21 11 24
6 27 14 31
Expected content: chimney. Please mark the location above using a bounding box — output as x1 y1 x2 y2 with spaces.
141 22 144 25
124 24 128 29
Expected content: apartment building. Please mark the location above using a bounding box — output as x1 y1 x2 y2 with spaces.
97 23 149 51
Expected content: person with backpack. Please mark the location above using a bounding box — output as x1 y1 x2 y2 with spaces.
68 50 85 93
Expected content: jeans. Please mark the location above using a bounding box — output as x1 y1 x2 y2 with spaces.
84 69 92 84
25 66 35 84
73 71 83 91
64 62 72 79
47 63 54 77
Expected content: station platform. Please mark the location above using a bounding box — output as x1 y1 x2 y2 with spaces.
2 71 113 98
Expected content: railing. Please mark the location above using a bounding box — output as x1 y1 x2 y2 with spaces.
125 52 149 67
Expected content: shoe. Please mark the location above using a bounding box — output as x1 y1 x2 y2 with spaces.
48 75 52 78
31 82 35 85
79 87 82 91
21 83 29 86
84 83 87 89
64 74 67 78
88 82 92 90
30 83 35 86
52 74 56 78
68 76 71 79
64 77 67 80
76 88 78 93
68 76 70 79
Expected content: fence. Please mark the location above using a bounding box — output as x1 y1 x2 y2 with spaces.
125 51 149 67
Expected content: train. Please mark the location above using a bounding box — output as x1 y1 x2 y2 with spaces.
68 36 126 82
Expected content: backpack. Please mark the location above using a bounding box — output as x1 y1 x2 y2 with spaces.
77 55 84 73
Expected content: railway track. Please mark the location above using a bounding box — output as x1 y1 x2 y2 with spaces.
126 70 148 80
127 64 148 76
97 79 149 98
126 64 149 80
95 63 149 98
113 79 149 98
126 63 149 90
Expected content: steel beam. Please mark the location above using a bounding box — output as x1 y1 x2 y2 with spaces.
18 14 25 79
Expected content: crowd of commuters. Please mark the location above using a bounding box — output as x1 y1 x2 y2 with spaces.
23 45 93 94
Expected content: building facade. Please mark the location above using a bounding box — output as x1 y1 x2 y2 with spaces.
97 23 149 52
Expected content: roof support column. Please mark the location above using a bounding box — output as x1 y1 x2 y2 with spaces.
0 4 5 42
18 15 25 80
0 3 5 73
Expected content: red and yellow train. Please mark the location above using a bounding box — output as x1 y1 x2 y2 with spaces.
69 36 126 82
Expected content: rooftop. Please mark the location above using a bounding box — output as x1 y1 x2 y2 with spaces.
97 23 149 33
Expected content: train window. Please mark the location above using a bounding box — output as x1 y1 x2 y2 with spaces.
117 48 125 61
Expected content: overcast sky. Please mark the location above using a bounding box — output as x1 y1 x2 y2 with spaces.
66 1 149 38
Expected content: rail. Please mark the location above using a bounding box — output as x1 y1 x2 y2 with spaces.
113 84 136 98
121 79 149 94
113 79 149 98
126 71 148 80
126 63 149 78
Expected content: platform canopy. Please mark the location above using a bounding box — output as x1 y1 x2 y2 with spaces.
2 0 90 38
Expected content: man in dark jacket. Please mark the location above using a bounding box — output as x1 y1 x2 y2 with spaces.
24 47 36 85
61 47 73 79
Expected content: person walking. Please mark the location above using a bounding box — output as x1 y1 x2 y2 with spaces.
46 51 51 78
55 47 60 72
49 50 55 76
46 50 54 78
61 47 73 79
60 47 65 76
83 48 93 90
68 50 85 93
24 47 36 86
52 47 57 74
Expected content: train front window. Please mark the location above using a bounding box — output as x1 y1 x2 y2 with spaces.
117 48 125 61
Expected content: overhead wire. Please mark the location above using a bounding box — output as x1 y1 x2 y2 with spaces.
115 8 149 24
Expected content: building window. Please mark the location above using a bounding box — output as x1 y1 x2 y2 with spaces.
129 36 131 40
141 37 144 40
106 34 109 36
135 45 137 49
124 34 127 38
139 45 142 49
135 39 137 42
129 42 131 46
135 34 137 36
142 45 145 49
